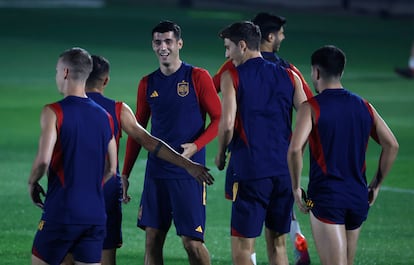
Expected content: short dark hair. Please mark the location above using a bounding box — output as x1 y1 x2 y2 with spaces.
251 12 286 42
86 55 110 89
152 20 182 40
311 45 346 78
219 21 261 51
59 47 92 81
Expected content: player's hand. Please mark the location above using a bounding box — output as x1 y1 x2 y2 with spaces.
121 175 131 204
368 185 379 206
215 152 226 171
181 143 197 159
29 182 45 209
186 162 214 185
293 187 310 214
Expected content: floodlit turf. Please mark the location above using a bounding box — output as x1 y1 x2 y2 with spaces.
0 5 413 265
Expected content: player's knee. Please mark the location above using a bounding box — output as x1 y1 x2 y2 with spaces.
145 229 166 249
275 234 287 247
182 237 204 255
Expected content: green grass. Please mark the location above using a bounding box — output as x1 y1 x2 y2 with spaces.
0 5 413 265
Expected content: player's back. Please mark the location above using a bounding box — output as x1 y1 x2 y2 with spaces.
308 88 374 207
232 57 295 180
87 92 122 147
44 96 113 225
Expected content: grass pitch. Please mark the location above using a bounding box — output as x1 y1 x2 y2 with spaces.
0 5 413 265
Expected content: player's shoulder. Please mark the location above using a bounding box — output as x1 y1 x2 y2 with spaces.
192 66 213 81
278 57 291 68
43 102 61 117
45 100 60 109
192 65 210 74
221 59 234 70
90 98 110 113
93 93 116 104
141 72 152 81
138 74 151 88
270 60 292 77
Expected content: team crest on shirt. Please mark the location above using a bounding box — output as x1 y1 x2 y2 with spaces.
177 80 189 97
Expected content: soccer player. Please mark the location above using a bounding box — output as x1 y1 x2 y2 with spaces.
215 21 307 265
251 12 312 265
394 40 414 78
62 55 214 265
122 21 221 265
287 45 399 265
28 47 118 265
212 12 312 265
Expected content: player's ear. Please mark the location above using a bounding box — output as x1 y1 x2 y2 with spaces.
239 40 247 52
103 76 109 86
267 32 274 42
315 67 321 80
64 68 69 79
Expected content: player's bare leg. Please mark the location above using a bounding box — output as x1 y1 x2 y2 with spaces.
34 254 101 265
182 236 211 265
144 227 167 265
32 255 48 265
61 253 75 265
346 227 362 265
310 211 347 265
265 228 288 265
101 249 116 265
231 236 255 265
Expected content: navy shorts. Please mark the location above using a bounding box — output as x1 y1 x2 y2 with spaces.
138 177 206 241
103 175 123 249
32 220 105 264
311 204 369 230
231 176 293 238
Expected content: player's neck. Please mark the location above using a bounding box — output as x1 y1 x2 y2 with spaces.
85 87 103 94
160 59 182 76
63 81 87 98
320 81 343 92
241 50 262 64
260 44 273 53
65 90 87 98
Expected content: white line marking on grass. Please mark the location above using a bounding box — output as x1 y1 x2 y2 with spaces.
381 186 414 195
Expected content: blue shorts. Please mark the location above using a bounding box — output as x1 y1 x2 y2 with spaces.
311 204 369 230
103 175 123 249
32 220 105 264
138 177 206 241
231 176 293 238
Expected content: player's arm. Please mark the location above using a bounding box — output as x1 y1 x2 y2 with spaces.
121 103 214 195
287 102 313 213
215 70 236 171
122 77 150 178
213 59 233 93
103 136 117 184
367 104 399 206
289 63 314 99
28 106 57 208
182 69 221 158
289 69 307 110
